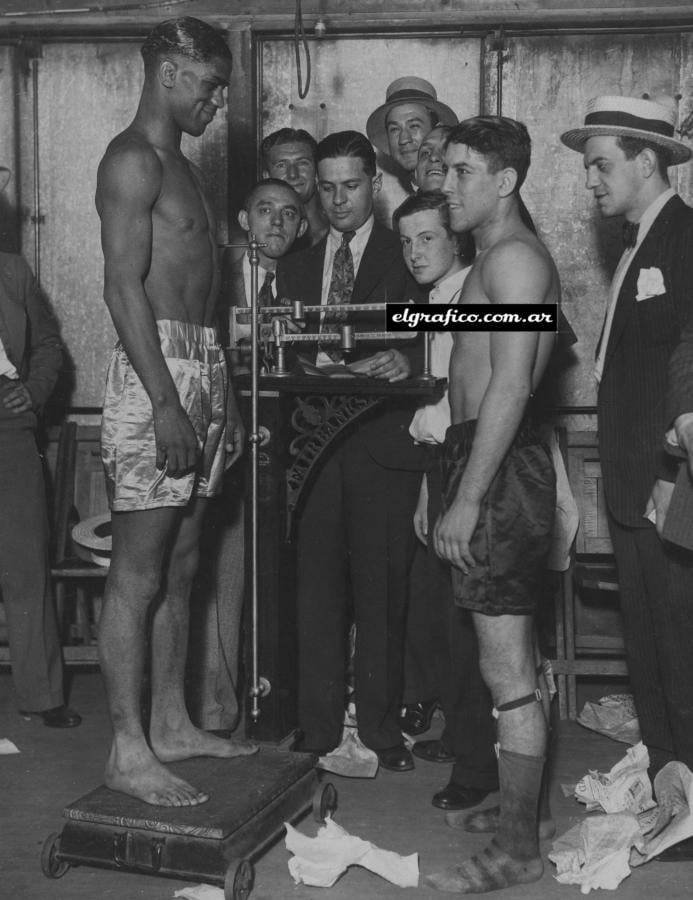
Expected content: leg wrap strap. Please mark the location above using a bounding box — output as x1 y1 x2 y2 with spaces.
492 689 542 758
492 688 542 719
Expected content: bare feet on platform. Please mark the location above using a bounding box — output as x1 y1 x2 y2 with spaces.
424 840 544 894
447 804 556 840
150 721 258 763
105 744 209 807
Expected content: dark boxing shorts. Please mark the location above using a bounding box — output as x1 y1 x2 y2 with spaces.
440 418 555 616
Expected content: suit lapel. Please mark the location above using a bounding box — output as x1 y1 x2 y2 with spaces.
354 226 396 303
603 195 681 370
301 238 328 335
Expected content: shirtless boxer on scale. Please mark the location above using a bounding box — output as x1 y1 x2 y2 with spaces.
95 17 256 808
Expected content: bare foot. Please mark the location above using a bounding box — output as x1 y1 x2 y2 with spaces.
424 841 544 894
448 805 556 840
150 722 258 763
105 743 209 807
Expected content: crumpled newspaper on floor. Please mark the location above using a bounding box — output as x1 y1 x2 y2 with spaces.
577 694 641 746
174 885 224 899
550 749 693 892
285 817 419 888
630 761 693 865
318 724 379 778
574 741 654 814
549 810 643 893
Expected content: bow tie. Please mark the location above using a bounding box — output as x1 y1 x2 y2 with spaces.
622 220 640 249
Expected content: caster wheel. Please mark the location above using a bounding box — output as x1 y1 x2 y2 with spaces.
224 857 254 900
41 832 70 879
312 781 338 822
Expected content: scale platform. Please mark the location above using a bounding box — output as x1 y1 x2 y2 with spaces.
41 748 337 900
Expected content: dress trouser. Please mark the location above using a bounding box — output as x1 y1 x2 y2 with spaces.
0 427 64 711
608 514 693 774
427 463 498 790
296 430 421 752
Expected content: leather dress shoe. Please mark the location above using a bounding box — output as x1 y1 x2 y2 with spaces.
376 744 415 772
398 699 438 736
20 705 82 728
657 836 693 862
432 782 492 810
412 739 455 764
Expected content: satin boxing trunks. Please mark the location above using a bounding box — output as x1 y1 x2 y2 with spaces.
101 319 227 511
440 417 555 615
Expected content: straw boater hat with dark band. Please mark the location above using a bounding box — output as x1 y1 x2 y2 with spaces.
366 76 458 157
560 95 692 165
72 513 112 567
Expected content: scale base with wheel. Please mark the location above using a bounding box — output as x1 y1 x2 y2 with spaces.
41 748 337 900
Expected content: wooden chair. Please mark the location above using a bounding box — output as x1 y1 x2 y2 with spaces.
49 420 108 665
551 430 629 719
0 420 106 667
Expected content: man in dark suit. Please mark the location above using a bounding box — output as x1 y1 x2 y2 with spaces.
276 131 425 770
562 96 693 860
191 177 306 732
0 163 80 728
225 178 306 373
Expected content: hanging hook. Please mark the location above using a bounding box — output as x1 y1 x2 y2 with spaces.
294 0 311 100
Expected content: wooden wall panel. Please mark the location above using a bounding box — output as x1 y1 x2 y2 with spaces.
0 45 19 253
500 31 691 407
4 0 693 32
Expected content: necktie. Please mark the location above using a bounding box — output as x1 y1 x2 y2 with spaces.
622 220 639 249
321 230 356 362
257 270 275 307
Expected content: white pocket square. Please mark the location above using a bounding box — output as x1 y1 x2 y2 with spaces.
636 267 666 301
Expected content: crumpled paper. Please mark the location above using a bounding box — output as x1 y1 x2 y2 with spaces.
577 694 641 746
549 811 643 893
631 761 693 865
174 885 224 899
318 725 379 778
574 742 654 814
285 817 419 888
550 752 693 892
0 738 19 754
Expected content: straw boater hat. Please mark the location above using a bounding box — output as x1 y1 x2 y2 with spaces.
560 95 692 165
366 76 458 157
72 513 112 567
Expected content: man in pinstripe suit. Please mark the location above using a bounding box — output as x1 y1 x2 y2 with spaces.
562 96 693 860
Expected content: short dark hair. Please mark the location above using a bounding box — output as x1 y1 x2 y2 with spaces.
141 17 232 70
261 128 318 166
393 190 451 231
616 135 672 175
447 116 531 191
316 131 377 177
393 190 474 263
241 177 304 215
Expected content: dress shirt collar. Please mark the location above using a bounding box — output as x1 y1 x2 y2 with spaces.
242 253 275 303
327 214 374 257
430 265 471 304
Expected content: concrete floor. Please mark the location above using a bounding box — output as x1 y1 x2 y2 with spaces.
2 670 693 900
